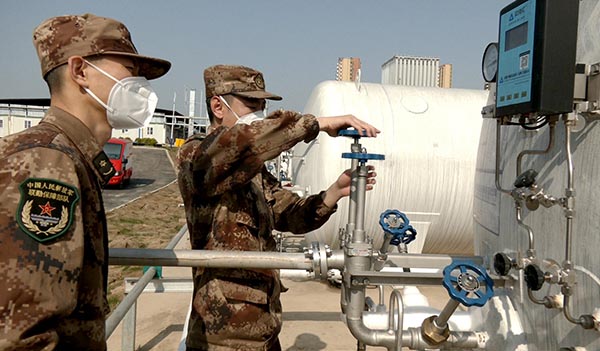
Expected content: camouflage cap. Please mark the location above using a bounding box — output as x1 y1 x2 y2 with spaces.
33 13 171 80
204 64 282 101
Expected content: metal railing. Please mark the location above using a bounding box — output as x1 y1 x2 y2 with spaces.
105 224 188 349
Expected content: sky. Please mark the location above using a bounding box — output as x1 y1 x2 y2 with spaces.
0 1 513 114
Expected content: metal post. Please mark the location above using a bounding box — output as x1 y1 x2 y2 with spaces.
121 300 136 351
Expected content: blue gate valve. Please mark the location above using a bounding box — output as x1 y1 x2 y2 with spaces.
378 209 417 245
442 260 494 307
338 128 385 163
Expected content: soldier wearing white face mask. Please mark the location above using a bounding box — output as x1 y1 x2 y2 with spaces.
0 14 170 350
177 64 380 351
83 59 159 129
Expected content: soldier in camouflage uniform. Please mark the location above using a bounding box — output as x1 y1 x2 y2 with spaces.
178 64 379 351
0 14 170 350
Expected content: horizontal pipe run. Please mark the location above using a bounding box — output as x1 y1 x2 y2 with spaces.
109 248 312 270
327 252 484 271
110 249 489 276
384 253 484 270
349 271 507 288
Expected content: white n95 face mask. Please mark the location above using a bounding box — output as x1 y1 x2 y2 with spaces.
84 60 158 129
218 95 266 125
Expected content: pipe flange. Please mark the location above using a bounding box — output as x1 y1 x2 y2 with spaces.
311 242 322 279
319 244 329 280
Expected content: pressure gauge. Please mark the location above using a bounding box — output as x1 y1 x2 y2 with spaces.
482 42 498 83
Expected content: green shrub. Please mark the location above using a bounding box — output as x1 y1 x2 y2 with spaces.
134 137 158 146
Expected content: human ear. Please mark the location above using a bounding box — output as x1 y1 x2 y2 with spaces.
67 56 89 89
210 96 225 121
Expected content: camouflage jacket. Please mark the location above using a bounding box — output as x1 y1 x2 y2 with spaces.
0 107 115 351
177 110 337 350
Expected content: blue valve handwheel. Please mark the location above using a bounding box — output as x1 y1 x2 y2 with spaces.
338 128 368 137
341 152 385 161
442 260 494 307
379 210 409 235
389 225 417 246
379 210 417 246
400 226 417 245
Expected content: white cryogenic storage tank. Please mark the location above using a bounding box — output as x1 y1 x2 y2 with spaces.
292 81 488 255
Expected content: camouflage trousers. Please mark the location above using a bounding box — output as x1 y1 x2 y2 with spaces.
186 270 283 351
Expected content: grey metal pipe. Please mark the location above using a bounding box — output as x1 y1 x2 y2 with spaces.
109 249 312 270
564 119 575 264
346 287 396 349
563 294 582 325
404 328 484 350
516 203 535 252
435 299 460 329
527 288 547 306
354 163 368 242
516 120 556 177
381 253 484 270
347 141 361 233
495 119 513 195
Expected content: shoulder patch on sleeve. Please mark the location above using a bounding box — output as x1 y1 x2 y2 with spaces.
16 178 80 243
93 151 116 184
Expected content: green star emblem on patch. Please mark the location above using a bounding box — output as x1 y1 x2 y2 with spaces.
16 178 80 243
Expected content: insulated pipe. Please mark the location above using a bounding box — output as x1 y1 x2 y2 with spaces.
109 249 312 270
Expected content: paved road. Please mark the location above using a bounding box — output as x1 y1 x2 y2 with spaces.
102 146 177 211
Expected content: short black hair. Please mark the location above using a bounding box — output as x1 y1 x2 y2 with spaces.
45 56 103 95
45 65 66 94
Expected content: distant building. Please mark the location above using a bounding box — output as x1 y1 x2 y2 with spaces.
381 56 454 88
438 64 453 88
382 55 440 87
0 98 200 145
336 57 361 81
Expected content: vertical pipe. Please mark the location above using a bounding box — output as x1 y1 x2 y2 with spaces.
495 119 512 195
516 203 534 252
346 141 361 238
564 120 574 263
516 121 556 177
353 163 368 242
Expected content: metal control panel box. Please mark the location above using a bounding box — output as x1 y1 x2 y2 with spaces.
496 0 578 117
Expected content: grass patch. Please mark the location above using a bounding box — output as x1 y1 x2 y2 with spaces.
107 181 185 313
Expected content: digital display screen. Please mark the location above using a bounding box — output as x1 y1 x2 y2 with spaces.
505 22 528 51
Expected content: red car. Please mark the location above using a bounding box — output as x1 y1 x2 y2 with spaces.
103 138 133 187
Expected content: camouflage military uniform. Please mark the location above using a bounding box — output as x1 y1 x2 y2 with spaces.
0 107 115 350
178 110 337 351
